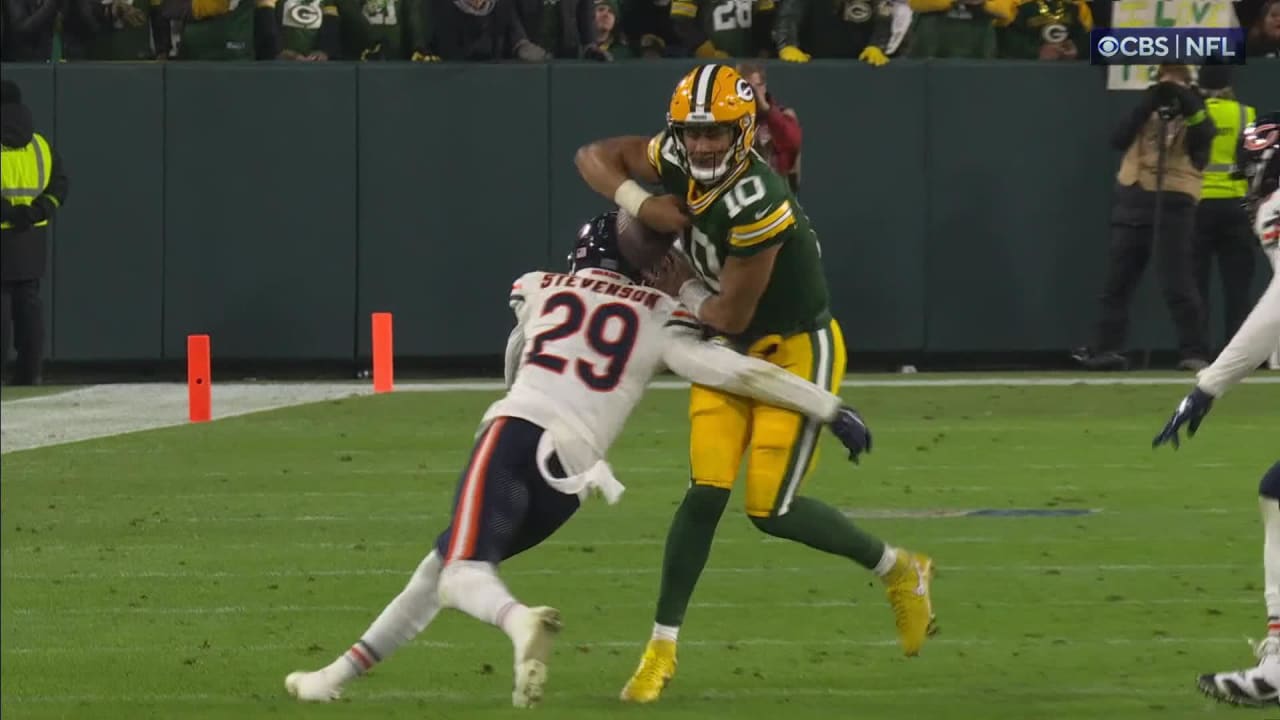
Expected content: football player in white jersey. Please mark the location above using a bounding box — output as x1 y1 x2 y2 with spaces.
1154 111 1280 707
284 211 875 708
1248 113 1280 370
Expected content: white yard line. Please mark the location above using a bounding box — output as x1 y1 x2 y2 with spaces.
5 376 1277 455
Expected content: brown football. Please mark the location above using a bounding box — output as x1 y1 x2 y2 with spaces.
617 207 680 272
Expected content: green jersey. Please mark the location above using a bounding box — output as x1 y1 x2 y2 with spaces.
178 0 254 59
671 0 773 57
647 130 830 342
279 0 334 53
995 0 1089 60
345 0 423 58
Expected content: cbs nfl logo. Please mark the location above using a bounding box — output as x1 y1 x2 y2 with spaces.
1090 28 1246 65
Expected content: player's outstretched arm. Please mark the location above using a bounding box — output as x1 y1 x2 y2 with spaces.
1196 271 1280 398
1154 270 1280 449
661 329 872 462
575 137 689 234
656 246 780 335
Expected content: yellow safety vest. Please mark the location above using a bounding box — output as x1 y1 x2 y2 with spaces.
1201 98 1256 200
0 132 53 230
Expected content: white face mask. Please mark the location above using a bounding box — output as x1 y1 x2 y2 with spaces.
685 149 734 185
676 125 738 186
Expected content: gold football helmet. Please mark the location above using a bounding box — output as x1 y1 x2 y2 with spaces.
667 64 758 186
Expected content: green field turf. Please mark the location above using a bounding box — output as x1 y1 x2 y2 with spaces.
3 379 1279 720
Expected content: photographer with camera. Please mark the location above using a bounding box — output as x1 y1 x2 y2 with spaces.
1076 64 1216 372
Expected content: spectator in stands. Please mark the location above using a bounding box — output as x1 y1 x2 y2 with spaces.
739 62 801 192
1249 0 1279 58
3 0 63 59
620 0 674 51
429 0 549 61
670 0 774 58
1074 64 1215 372
994 0 1089 60
904 0 1013 59
162 0 280 59
515 0 586 58
582 0 632 59
771 0 893 65
88 0 172 60
345 0 434 60
637 30 666 56
276 0 340 59
1 80 68 387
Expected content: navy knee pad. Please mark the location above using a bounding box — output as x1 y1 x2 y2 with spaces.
1258 461 1280 500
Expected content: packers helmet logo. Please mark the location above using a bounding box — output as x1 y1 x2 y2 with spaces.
283 0 322 27
735 78 754 103
1041 23 1068 43
1244 123 1279 152
842 0 872 22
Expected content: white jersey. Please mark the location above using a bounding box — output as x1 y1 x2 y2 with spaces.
481 268 842 481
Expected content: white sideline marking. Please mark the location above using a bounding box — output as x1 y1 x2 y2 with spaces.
5 375 1278 454
4 595 1262 619
0 562 1252 581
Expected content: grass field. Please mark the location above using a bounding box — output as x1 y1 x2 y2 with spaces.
3 377 1280 720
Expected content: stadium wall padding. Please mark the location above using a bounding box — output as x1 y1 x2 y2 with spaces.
2 60 1276 363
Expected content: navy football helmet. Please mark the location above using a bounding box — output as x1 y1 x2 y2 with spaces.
1242 111 1280 204
566 211 645 283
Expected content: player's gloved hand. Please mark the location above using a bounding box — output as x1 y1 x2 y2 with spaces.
858 45 888 66
695 40 730 58
828 406 872 464
360 42 383 61
411 50 441 62
778 45 810 62
1152 386 1215 450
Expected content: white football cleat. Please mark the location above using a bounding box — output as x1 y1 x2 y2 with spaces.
510 606 563 708
1198 637 1280 707
285 670 343 702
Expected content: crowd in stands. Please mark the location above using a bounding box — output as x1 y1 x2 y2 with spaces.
1 0 1276 63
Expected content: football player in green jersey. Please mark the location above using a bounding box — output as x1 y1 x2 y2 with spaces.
575 63 938 704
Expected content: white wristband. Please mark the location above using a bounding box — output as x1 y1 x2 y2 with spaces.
677 279 713 318
613 179 653 218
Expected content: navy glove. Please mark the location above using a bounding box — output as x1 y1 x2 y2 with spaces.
828 406 872 464
1152 386 1215 449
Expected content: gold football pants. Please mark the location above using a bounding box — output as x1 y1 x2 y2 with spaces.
687 319 846 518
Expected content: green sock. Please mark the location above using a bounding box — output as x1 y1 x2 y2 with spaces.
653 484 730 627
751 496 886 570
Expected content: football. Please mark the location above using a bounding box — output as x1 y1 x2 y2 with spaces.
617 206 680 273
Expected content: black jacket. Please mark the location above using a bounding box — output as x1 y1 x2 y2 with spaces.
429 0 529 60
2 0 100 61
1 100 69 283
